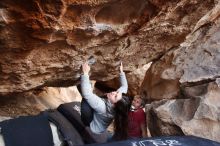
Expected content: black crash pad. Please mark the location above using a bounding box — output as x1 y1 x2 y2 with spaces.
57 102 96 144
87 136 220 146
43 109 84 146
0 114 53 146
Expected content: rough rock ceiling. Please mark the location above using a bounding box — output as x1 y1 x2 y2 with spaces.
0 0 215 95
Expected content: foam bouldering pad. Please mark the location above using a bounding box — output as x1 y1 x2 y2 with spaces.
87 136 220 146
57 102 96 144
43 109 84 146
0 114 53 146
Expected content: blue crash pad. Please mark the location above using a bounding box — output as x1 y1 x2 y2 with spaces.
87 136 220 146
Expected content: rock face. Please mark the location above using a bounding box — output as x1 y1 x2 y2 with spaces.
96 62 152 97
141 1 220 102
146 80 220 142
0 86 82 117
0 0 220 143
0 0 215 95
142 1 220 142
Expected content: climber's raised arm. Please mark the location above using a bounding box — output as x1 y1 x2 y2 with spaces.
80 62 106 113
117 62 128 95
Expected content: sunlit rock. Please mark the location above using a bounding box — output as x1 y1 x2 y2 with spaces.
147 79 220 142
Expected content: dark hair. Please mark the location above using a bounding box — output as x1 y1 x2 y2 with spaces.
112 95 131 140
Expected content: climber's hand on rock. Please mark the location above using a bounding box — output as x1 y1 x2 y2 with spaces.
120 62 123 73
82 62 90 75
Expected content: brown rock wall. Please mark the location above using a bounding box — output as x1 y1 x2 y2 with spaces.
142 2 220 142
0 0 215 95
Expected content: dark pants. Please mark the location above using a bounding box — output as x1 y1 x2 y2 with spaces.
57 102 97 144
81 98 94 126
